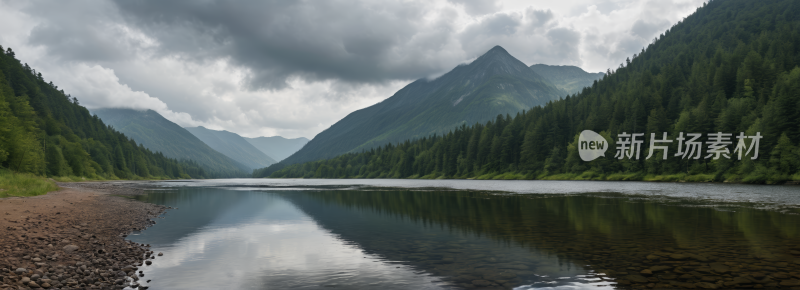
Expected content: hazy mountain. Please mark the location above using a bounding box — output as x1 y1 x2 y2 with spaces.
529 64 605 95
270 45 566 169
185 126 277 170
92 108 250 177
245 136 309 162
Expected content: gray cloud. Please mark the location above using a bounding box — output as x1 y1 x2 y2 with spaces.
545 27 582 63
631 19 672 40
458 13 514 49
3 0 707 138
447 0 500 16
20 0 684 92
525 8 555 29
24 1 141 63
458 11 581 66
112 0 459 90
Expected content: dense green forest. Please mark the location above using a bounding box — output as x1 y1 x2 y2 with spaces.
0 45 225 180
259 0 800 183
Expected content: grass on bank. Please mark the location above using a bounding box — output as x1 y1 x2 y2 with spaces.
363 170 800 184
0 169 166 198
0 169 59 198
269 164 800 184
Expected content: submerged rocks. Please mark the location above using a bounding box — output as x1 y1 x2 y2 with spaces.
624 274 649 283
572 240 800 290
780 279 800 286
650 265 672 272
669 253 689 260
709 263 730 274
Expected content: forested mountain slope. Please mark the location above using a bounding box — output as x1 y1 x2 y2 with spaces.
185 126 276 170
529 64 605 95
0 47 214 179
261 0 800 183
260 46 566 175
244 136 308 162
93 109 250 177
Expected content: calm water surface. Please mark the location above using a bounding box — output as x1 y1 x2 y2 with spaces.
126 180 800 289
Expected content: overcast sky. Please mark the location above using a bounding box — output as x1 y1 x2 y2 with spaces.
0 0 705 139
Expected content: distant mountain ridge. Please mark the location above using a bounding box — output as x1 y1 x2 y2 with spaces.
529 64 605 95
271 46 567 169
92 108 250 177
185 126 277 170
245 136 309 162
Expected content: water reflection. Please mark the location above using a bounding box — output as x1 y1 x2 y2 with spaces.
129 189 445 289
282 191 602 289
284 190 800 289
128 185 800 289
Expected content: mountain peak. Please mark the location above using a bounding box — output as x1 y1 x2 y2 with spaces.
273 44 565 167
488 45 508 53
465 45 535 77
478 45 513 60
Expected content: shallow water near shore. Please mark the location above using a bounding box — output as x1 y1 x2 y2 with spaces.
126 179 800 289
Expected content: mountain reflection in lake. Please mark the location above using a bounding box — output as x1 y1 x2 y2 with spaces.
127 183 800 290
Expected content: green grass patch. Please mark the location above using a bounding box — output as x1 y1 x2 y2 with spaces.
51 175 118 182
575 171 603 180
540 173 579 180
0 169 59 198
474 172 499 180
643 173 686 182
605 172 644 181
52 176 87 182
492 172 526 180
683 174 716 182
721 174 742 183
419 173 441 179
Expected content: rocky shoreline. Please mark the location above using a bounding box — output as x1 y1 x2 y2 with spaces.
0 181 165 289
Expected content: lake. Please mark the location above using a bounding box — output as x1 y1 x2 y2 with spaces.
125 179 800 289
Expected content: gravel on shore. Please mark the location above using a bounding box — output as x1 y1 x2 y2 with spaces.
0 181 165 290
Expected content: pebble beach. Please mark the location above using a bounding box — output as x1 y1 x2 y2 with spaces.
0 182 166 290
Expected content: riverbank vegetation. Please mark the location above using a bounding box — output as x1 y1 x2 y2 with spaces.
260 0 800 184
0 168 58 198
